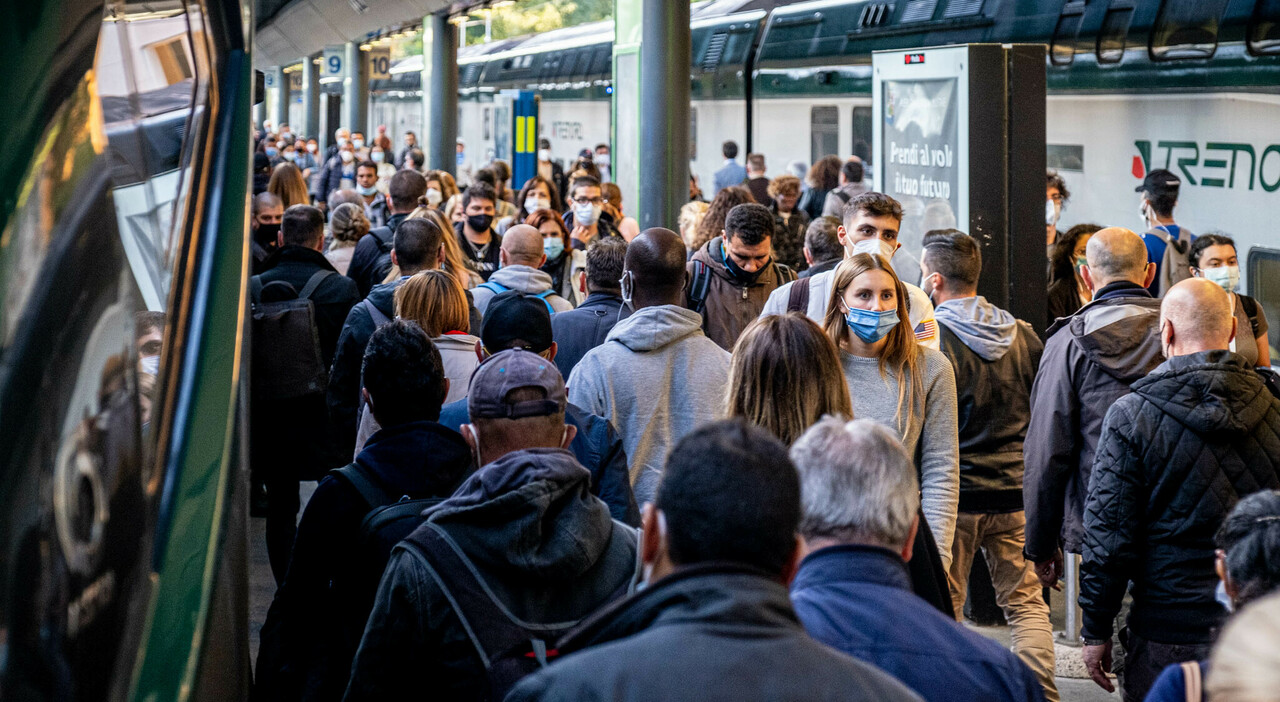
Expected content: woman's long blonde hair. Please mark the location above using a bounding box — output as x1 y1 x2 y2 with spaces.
268 162 310 209
822 253 922 429
725 313 853 446
395 270 469 337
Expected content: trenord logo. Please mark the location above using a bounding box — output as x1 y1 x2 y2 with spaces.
1134 140 1280 192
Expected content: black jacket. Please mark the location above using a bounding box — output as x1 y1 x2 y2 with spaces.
343 449 639 701
255 421 471 702
797 186 830 222
770 202 810 272
454 221 502 282
1024 282 1164 561
347 213 408 299
314 154 350 204
327 281 398 466
799 256 839 279
1079 351 1280 644
551 292 624 380
252 246 360 367
935 297 1044 513
506 564 922 702
1046 277 1083 328
746 176 774 209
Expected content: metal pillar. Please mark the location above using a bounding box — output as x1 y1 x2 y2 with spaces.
638 0 690 230
302 54 320 140
1063 553 1083 645
271 66 288 132
424 11 459 175
342 41 367 139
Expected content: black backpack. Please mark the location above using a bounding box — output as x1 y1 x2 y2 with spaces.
330 461 460 565
368 225 395 288
250 271 334 399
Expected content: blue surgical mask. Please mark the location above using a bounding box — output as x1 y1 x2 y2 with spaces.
357 184 378 197
844 306 900 343
543 237 565 260
265 147 278 158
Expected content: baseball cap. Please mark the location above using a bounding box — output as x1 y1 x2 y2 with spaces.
468 349 566 420
1136 168 1181 195
479 291 554 354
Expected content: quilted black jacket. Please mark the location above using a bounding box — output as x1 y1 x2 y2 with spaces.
1079 350 1280 644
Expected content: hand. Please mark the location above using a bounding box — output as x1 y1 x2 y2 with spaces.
1082 641 1115 693
1034 549 1064 590
571 225 593 246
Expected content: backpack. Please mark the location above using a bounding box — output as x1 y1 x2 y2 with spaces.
687 240 797 314
1144 225 1193 294
330 461 459 564
368 225 396 288
786 277 812 313
360 297 392 327
477 281 557 314
250 270 335 399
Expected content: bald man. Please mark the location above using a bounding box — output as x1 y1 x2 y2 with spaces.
1024 227 1165 588
471 224 573 315
1077 277 1280 701
567 228 731 504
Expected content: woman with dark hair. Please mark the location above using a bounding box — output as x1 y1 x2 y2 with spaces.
798 155 842 221
1189 233 1271 367
1046 223 1103 324
527 208 585 305
498 176 558 234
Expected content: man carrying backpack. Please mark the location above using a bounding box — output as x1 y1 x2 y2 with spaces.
344 349 640 701
255 320 470 702
346 169 427 298
250 204 360 584
1137 168 1194 297
469 224 574 316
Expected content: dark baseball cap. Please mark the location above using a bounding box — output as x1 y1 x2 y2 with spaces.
479 290 553 353
1136 168 1181 195
468 349 566 420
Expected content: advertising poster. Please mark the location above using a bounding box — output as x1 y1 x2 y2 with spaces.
882 78 960 257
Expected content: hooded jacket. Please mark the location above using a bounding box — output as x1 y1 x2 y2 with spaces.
567 305 731 505
255 421 471 702
343 448 639 701
1023 282 1164 561
935 296 1044 513
1079 351 1280 644
687 236 792 350
472 264 574 315
506 564 922 702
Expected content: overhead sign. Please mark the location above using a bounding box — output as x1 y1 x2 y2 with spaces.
289 71 302 90
368 48 391 81
263 70 276 88
323 45 345 79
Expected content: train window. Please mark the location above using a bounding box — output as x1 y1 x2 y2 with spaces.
1051 13 1083 66
852 106 872 165
1248 248 1280 361
1151 0 1229 60
901 0 939 23
811 106 839 164
1046 144 1084 172
690 108 698 161
1249 0 1280 55
1097 7 1133 64
943 0 984 18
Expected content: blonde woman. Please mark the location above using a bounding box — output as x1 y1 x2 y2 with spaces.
353 271 480 453
824 253 959 567
678 200 709 251
1206 591 1280 702
325 202 368 275
724 313 851 446
268 161 310 209
388 206 482 291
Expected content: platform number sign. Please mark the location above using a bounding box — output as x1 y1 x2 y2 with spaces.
369 48 391 80
324 46 345 79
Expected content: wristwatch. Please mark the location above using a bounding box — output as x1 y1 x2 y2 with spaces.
1082 637 1109 646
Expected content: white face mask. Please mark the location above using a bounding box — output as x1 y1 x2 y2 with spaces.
1045 199 1061 227
352 138 365 149
1201 264 1241 292
337 137 349 147
339 150 354 163
139 355 160 376
307 143 318 153
851 237 896 261
371 151 384 163
575 202 602 227
538 148 552 162
525 196 551 214
426 188 443 206
594 153 610 167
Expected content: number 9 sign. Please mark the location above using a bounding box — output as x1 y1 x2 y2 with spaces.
323 46 344 78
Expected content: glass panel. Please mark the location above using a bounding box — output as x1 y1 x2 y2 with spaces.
810 105 839 165
852 106 872 165
1248 248 1280 363
1151 0 1229 60
1047 144 1085 172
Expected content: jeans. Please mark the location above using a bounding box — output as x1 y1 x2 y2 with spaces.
948 510 1059 702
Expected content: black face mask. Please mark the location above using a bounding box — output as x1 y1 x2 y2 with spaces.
466 213 494 233
255 222 280 247
722 242 768 285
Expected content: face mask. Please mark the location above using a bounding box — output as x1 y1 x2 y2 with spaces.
594 153 610 167
543 237 565 260
426 188 442 206
371 151 384 163
1075 256 1088 273
353 139 365 149
1202 264 1241 292
574 202 601 227
339 150 354 163
307 143 318 153
283 151 296 162
525 196 550 214
337 137 349 147
921 271 936 300
722 244 767 285
851 237 896 261
281 132 293 142
265 147 278 158
357 184 378 197
1139 201 1150 229
844 306 900 344
456 150 465 165
538 148 552 162
1216 580 1234 613
254 222 280 245
1045 199 1061 227
139 354 160 376
467 213 494 233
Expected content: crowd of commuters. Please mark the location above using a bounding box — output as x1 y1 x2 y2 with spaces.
247 122 1280 702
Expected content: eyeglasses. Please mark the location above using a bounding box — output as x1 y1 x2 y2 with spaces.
573 196 604 206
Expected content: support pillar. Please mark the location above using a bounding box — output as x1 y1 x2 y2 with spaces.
302 54 320 141
424 11 459 175
271 66 288 133
638 0 690 230
342 41 367 139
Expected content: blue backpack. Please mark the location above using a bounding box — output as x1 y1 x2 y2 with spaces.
477 281 557 314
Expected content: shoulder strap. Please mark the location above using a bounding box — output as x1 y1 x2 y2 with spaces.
478 281 508 295
689 260 711 313
774 263 796 285
1180 661 1201 702
787 277 811 313
360 297 392 326
298 270 336 300
1239 293 1258 322
369 226 394 253
834 189 852 204
534 289 556 314
330 462 395 512
250 276 264 304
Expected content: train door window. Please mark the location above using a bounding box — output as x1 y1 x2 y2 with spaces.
1051 5 1085 66
1097 7 1134 64
1151 0 1229 60
851 106 872 165
690 108 698 161
1248 248 1280 361
1249 0 1280 55
494 106 510 160
146 37 193 85
811 106 839 164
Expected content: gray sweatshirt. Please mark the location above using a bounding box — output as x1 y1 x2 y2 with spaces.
472 264 575 315
840 348 960 565
568 304 730 505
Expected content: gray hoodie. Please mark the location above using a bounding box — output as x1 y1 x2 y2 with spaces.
568 305 730 504
472 264 575 315
933 296 1018 362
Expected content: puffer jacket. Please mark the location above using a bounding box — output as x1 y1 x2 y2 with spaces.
687 236 793 350
1023 282 1163 561
935 296 1044 513
1079 350 1280 644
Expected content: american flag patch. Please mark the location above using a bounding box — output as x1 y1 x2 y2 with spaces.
915 319 937 341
